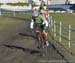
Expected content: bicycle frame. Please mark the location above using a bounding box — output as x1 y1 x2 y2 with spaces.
37 31 46 48
35 30 48 56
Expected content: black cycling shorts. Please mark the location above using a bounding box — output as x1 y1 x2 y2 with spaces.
34 23 46 32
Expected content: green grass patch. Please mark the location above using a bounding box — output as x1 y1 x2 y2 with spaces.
6 3 30 6
0 9 32 13
0 16 17 30
0 3 30 6
50 13 75 27
0 14 31 29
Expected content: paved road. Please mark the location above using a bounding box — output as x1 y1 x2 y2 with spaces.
0 16 69 63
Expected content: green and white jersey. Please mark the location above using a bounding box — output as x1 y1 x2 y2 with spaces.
35 15 44 26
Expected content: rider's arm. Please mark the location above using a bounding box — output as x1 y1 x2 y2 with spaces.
43 18 48 27
41 15 48 27
30 19 34 29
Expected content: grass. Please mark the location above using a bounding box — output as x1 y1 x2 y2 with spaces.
0 16 17 31
49 13 75 60
49 13 75 27
0 13 32 29
1 12 32 19
0 16 14 25
6 3 30 6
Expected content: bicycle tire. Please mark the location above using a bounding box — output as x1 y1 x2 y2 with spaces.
37 31 48 56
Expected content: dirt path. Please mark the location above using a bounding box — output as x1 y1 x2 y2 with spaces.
0 16 69 63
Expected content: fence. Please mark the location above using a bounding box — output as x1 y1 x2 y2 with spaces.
0 9 32 16
49 16 75 48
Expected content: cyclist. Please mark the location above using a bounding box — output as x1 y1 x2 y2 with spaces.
40 10 49 47
39 2 50 27
30 10 49 48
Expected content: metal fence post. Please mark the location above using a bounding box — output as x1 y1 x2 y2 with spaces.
51 19 54 32
59 21 62 42
0 10 1 16
69 24 71 48
49 16 52 28
54 20 56 37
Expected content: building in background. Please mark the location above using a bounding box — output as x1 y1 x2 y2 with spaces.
0 0 75 11
65 0 75 4
68 0 75 4
1 0 75 4
32 0 66 5
32 0 75 5
0 0 75 4
47 0 74 4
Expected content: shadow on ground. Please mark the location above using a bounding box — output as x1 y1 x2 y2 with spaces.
19 33 36 39
3 44 40 55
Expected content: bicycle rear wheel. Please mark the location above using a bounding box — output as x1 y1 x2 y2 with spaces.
38 33 48 56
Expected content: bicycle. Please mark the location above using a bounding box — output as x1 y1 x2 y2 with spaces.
35 28 48 56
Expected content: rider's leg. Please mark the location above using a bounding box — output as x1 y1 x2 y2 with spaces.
42 26 49 46
35 25 42 48
42 30 47 41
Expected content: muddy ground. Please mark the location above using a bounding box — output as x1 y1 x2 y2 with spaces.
0 16 70 63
